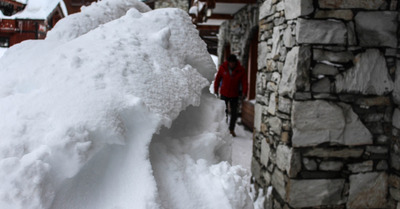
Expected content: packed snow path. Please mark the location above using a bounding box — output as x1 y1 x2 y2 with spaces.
0 1 254 208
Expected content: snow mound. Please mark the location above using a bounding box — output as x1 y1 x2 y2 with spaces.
0 1 252 209
46 0 151 42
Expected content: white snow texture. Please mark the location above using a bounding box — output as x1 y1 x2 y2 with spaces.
0 1 252 209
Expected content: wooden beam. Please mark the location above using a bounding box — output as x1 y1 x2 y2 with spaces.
208 14 233 20
196 25 220 31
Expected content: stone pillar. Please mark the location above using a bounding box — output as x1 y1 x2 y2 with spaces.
253 0 398 208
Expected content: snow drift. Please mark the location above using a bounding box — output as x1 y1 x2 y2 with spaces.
0 0 252 208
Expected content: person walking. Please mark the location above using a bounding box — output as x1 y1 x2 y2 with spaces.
214 55 248 137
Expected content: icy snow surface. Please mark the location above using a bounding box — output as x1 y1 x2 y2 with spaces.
0 0 253 208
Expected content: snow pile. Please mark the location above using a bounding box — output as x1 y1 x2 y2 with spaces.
0 0 252 208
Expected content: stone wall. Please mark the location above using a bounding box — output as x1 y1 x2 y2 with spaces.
252 0 399 208
217 4 259 66
155 0 188 11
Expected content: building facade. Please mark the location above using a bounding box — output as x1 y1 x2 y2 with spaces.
0 0 66 47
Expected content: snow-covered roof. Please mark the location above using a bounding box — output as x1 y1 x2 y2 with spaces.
0 0 67 20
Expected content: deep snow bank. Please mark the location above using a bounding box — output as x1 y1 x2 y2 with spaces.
0 0 252 208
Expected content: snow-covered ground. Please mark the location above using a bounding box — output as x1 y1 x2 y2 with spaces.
0 48 7 58
232 125 253 170
0 0 255 209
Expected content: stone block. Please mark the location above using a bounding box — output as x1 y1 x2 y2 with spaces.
313 49 353 63
348 172 388 209
262 170 272 185
271 27 282 60
303 158 317 171
276 145 301 178
355 12 398 48
392 152 400 170
313 93 338 100
287 179 346 208
336 49 394 95
258 42 269 70
303 147 364 158
377 160 388 170
395 60 400 105
268 92 277 115
278 97 291 114
394 109 400 129
292 100 372 147
252 157 262 180
389 174 400 188
254 103 263 132
283 27 295 48
259 0 276 20
271 168 287 199
348 161 373 173
296 18 347 45
311 77 331 93
366 146 389 154
281 131 289 143
391 188 400 201
347 21 357 46
267 116 282 135
293 92 312 100
314 9 354 20
267 82 278 92
319 161 343 171
261 139 271 166
318 0 387 9
312 63 339 76
278 46 311 97
284 0 314 19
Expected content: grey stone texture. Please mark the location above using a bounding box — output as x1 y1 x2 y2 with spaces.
336 49 394 95
319 161 343 171
311 77 331 93
292 100 372 147
348 161 374 173
278 46 311 97
348 172 388 209
313 49 354 63
287 179 346 208
393 108 400 129
284 0 314 19
276 145 301 177
278 96 291 114
272 168 287 199
314 9 354 20
394 60 400 105
355 11 398 48
267 116 282 135
318 0 388 9
254 103 263 132
312 63 339 76
259 0 276 20
261 138 271 166
303 158 317 170
296 18 347 45
303 148 364 158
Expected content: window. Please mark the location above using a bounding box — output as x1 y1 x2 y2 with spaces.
0 37 10 48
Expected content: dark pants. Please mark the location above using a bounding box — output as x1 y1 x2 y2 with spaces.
222 96 239 131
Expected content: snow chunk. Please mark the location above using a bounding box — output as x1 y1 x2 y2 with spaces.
0 4 217 209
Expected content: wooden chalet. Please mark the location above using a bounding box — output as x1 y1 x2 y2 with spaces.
0 0 67 47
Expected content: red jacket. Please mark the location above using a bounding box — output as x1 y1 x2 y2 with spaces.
214 61 248 98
